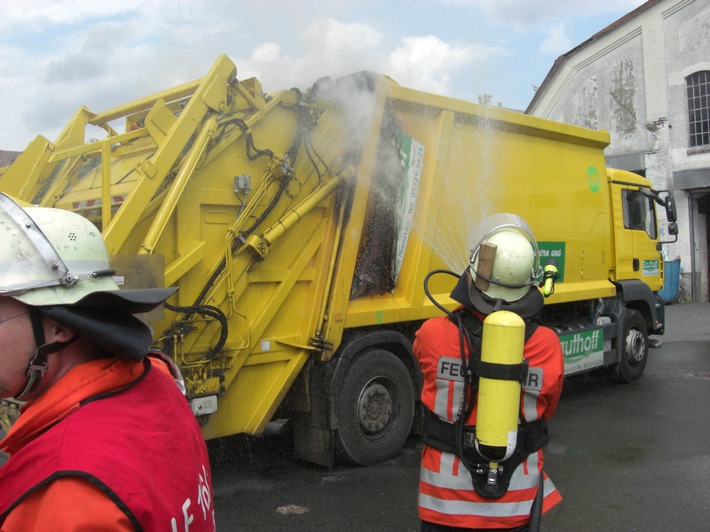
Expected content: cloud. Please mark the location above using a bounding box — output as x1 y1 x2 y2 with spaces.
0 5 504 150
235 18 495 98
441 0 648 27
539 23 573 56
0 2 243 149
303 17 383 61
0 0 648 150
0 0 145 32
251 43 283 63
229 18 384 93
387 35 502 95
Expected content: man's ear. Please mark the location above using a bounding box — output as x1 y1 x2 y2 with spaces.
44 317 76 343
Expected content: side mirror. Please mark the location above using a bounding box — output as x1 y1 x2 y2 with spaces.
663 193 677 223
668 221 678 236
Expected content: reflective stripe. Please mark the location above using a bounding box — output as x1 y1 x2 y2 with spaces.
419 493 533 518
421 450 552 493
421 460 471 490
509 450 539 490
522 367 543 422
439 451 458 475
433 375 464 421
433 376 449 419
420 456 558 520
542 476 557 498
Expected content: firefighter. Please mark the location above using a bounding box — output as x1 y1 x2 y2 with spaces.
414 213 564 531
0 194 215 531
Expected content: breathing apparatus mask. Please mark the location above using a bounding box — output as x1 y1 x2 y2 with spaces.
0 193 176 400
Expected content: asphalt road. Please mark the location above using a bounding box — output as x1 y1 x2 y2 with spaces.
541 301 710 531
1 303 707 530
210 302 710 531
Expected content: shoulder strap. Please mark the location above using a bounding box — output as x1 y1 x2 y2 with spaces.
435 309 546 499
449 309 538 384
450 309 538 342
524 320 539 341
448 308 482 336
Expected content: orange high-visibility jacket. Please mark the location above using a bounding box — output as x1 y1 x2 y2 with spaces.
414 310 564 529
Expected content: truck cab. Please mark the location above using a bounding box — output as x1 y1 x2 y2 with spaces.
609 168 675 290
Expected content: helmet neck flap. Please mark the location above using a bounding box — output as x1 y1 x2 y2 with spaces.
450 269 544 318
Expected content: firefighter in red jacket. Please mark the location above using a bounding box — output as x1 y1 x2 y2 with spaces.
414 214 564 531
0 193 215 531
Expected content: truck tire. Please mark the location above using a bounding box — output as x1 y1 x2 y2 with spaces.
616 309 648 383
335 349 415 465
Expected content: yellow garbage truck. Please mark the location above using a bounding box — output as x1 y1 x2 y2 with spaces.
0 55 677 465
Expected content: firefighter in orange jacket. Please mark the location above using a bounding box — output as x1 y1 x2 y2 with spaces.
414 214 564 531
0 194 215 531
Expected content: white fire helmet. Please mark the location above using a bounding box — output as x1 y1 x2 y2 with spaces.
0 193 172 310
468 213 541 303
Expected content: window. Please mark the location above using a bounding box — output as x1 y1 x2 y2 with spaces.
622 189 657 239
687 71 710 147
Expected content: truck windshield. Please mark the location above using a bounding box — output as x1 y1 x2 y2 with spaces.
622 189 657 239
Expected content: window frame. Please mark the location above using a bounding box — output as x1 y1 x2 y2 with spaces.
687 71 710 148
622 188 657 240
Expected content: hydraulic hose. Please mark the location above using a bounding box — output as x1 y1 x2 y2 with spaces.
163 302 228 360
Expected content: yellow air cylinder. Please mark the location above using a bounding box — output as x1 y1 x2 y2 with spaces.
475 310 525 463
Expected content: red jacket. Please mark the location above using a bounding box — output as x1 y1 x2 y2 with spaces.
0 356 215 531
414 309 564 529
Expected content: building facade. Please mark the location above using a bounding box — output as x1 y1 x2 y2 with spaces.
527 0 709 302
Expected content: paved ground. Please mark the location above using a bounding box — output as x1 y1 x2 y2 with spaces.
210 301 710 531
541 301 710 531
2 302 708 530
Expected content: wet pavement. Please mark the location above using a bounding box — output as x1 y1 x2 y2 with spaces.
2 303 708 530
210 302 710 531
541 301 710 531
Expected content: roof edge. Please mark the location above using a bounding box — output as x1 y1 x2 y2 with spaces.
526 0 662 114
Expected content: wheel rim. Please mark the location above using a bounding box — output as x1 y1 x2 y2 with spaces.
625 328 646 363
357 377 394 436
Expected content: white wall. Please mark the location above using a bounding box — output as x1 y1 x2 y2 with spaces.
528 0 710 301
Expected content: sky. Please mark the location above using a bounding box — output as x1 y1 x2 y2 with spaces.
0 0 648 152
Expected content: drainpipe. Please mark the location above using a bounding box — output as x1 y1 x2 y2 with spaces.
688 192 697 301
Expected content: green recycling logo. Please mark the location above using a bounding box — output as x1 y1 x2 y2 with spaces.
587 166 600 192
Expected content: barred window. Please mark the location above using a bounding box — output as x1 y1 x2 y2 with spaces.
687 71 710 147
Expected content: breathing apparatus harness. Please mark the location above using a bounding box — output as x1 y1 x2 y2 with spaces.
422 270 550 500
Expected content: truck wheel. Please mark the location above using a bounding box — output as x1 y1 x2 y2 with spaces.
616 309 648 383
335 349 415 465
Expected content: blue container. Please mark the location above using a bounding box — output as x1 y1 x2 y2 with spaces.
660 259 680 303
